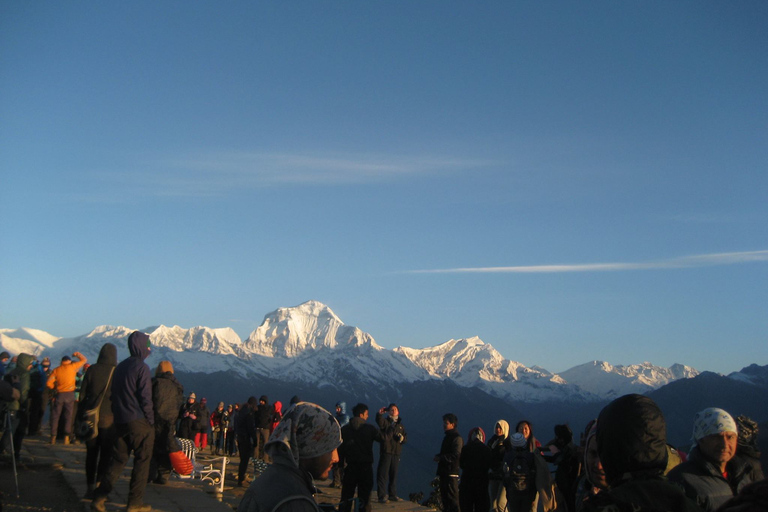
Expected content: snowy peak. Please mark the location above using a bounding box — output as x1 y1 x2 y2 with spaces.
150 325 244 357
242 300 382 357
0 327 60 356
395 337 562 387
558 360 700 398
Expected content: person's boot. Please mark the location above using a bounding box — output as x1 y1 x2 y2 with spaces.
50 435 56 445
63 435 70 445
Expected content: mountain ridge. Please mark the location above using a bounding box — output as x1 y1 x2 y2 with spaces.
0 300 728 403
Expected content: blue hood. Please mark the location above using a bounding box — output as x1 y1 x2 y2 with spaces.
128 331 151 360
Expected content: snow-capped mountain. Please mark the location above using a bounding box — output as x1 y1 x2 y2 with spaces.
0 300 701 402
0 328 59 356
43 325 256 376
558 361 699 399
395 337 589 402
242 300 382 357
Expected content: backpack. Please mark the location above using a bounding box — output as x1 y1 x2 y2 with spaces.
505 451 536 493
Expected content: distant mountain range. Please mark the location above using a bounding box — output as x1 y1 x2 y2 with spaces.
0 299 731 403
3 300 766 496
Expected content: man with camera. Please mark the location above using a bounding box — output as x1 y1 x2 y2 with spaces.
375 403 407 503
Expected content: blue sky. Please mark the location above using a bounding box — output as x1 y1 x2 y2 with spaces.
1 1 766 375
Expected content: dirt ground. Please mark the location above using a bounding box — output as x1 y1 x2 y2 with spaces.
0 456 83 512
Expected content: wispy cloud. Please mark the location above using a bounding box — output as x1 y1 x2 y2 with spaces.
408 250 768 274
89 150 496 198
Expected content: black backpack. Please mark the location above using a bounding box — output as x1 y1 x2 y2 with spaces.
505 451 536 492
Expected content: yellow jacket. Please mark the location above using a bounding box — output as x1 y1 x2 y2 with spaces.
46 352 87 393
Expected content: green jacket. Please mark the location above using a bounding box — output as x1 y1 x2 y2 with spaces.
6 353 34 412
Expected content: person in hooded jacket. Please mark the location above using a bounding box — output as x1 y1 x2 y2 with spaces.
459 427 492 512
1 352 34 457
91 331 154 512
78 343 118 498
338 403 382 512
582 394 701 512
667 408 754 512
149 360 184 485
488 419 513 512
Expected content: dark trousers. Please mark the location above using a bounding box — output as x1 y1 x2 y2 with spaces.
505 490 537 512
51 391 75 437
237 436 254 484
85 424 116 486
149 420 176 483
340 462 373 512
226 430 236 455
459 479 490 512
377 452 400 500
94 419 155 508
439 475 460 512
27 390 44 435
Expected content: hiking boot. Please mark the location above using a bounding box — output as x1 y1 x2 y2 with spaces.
390 497 402 502
50 436 56 445
63 435 70 445
126 504 151 512
91 496 107 512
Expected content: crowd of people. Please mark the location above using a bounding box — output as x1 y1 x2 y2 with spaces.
1 335 767 512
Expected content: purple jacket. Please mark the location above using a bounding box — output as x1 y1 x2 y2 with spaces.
111 331 154 425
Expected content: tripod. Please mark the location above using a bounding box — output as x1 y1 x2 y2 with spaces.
3 411 20 497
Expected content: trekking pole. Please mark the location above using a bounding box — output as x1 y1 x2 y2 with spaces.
6 412 20 498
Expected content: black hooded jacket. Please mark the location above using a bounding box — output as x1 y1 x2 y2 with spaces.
79 343 118 428
583 394 701 512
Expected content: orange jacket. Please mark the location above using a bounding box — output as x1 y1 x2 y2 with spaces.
46 352 87 393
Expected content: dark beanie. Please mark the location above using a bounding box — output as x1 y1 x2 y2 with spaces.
61 355 72 362
247 396 258 407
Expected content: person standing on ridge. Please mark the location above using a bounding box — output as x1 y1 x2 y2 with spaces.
376 403 407 503
90 331 154 512
338 403 381 512
47 351 88 444
435 413 462 512
78 343 118 498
